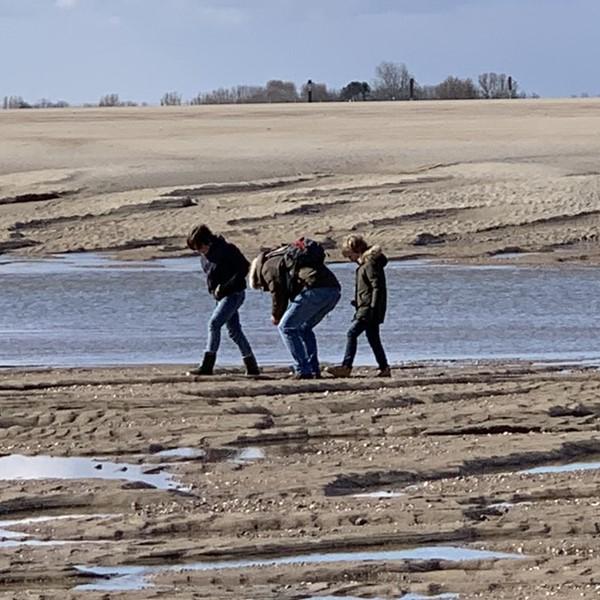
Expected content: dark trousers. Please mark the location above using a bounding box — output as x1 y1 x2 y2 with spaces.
343 319 389 370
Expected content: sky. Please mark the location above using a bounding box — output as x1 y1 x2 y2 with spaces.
1 0 599 104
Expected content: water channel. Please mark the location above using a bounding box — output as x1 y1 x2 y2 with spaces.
2 253 600 368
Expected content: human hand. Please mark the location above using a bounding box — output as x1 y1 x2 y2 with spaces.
213 285 223 300
271 316 280 326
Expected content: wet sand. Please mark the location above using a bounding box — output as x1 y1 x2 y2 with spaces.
1 361 600 598
3 99 600 598
1 99 600 265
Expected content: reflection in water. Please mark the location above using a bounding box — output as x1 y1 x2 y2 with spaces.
0 454 183 490
3 253 600 367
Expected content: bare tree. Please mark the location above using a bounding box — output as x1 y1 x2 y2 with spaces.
478 73 517 99
160 91 182 106
265 80 298 102
34 98 70 108
300 81 337 102
99 93 121 107
191 85 269 105
3 95 30 109
434 76 480 100
372 61 412 100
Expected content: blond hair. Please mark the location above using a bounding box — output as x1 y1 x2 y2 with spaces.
342 234 368 257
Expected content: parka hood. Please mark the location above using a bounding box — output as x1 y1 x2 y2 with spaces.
359 244 388 267
249 252 266 290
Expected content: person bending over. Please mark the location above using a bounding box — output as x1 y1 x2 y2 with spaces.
249 239 340 379
187 224 259 376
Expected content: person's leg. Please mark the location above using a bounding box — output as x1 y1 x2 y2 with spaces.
224 292 253 358
299 288 341 376
365 322 390 372
326 318 365 377
190 297 236 376
342 319 368 368
224 292 260 375
206 295 240 354
278 294 314 377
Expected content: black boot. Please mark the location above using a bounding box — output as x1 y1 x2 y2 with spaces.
243 355 260 376
188 352 216 376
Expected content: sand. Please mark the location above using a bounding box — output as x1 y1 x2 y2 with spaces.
3 100 600 598
1 362 600 598
1 99 600 263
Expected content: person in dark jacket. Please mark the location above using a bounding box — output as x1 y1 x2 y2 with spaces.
187 224 259 376
249 244 341 379
326 235 390 378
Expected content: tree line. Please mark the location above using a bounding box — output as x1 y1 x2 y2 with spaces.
2 61 540 109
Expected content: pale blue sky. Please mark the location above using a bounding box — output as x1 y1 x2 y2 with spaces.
1 0 599 104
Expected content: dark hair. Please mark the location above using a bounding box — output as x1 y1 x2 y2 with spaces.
187 224 216 250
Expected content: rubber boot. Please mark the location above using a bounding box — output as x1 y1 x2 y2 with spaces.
243 355 260 376
188 352 216 376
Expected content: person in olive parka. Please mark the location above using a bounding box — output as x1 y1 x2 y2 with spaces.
326 234 391 378
187 224 259 376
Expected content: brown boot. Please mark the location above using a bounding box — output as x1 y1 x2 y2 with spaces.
325 365 352 378
377 366 392 378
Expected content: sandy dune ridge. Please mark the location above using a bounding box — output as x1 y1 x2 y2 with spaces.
1 99 600 263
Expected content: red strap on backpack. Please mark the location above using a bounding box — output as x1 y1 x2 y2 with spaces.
293 237 307 250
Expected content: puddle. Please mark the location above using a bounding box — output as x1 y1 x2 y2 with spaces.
231 447 265 463
75 566 150 592
154 446 265 464
156 447 206 459
352 490 405 498
75 545 523 591
399 594 458 600
308 595 457 600
487 502 516 510
0 454 185 490
0 514 117 548
519 460 600 475
0 514 114 539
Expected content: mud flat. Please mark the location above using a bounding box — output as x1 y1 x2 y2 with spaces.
1 361 600 598
1 99 600 265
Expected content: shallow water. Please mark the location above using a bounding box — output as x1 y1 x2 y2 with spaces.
75 545 523 591
520 460 600 475
0 454 183 490
3 253 600 367
307 595 457 600
352 490 405 498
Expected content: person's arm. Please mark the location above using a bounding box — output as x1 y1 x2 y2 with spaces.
262 263 289 323
215 245 250 298
365 263 384 319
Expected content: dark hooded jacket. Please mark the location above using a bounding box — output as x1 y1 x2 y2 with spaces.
250 248 340 321
354 245 388 324
203 236 249 299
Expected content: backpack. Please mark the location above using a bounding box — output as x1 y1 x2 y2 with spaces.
264 238 326 296
283 237 326 271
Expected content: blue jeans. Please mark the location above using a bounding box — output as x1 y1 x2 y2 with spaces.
278 287 341 376
206 291 253 357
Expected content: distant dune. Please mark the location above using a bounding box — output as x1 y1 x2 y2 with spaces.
1 99 600 264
